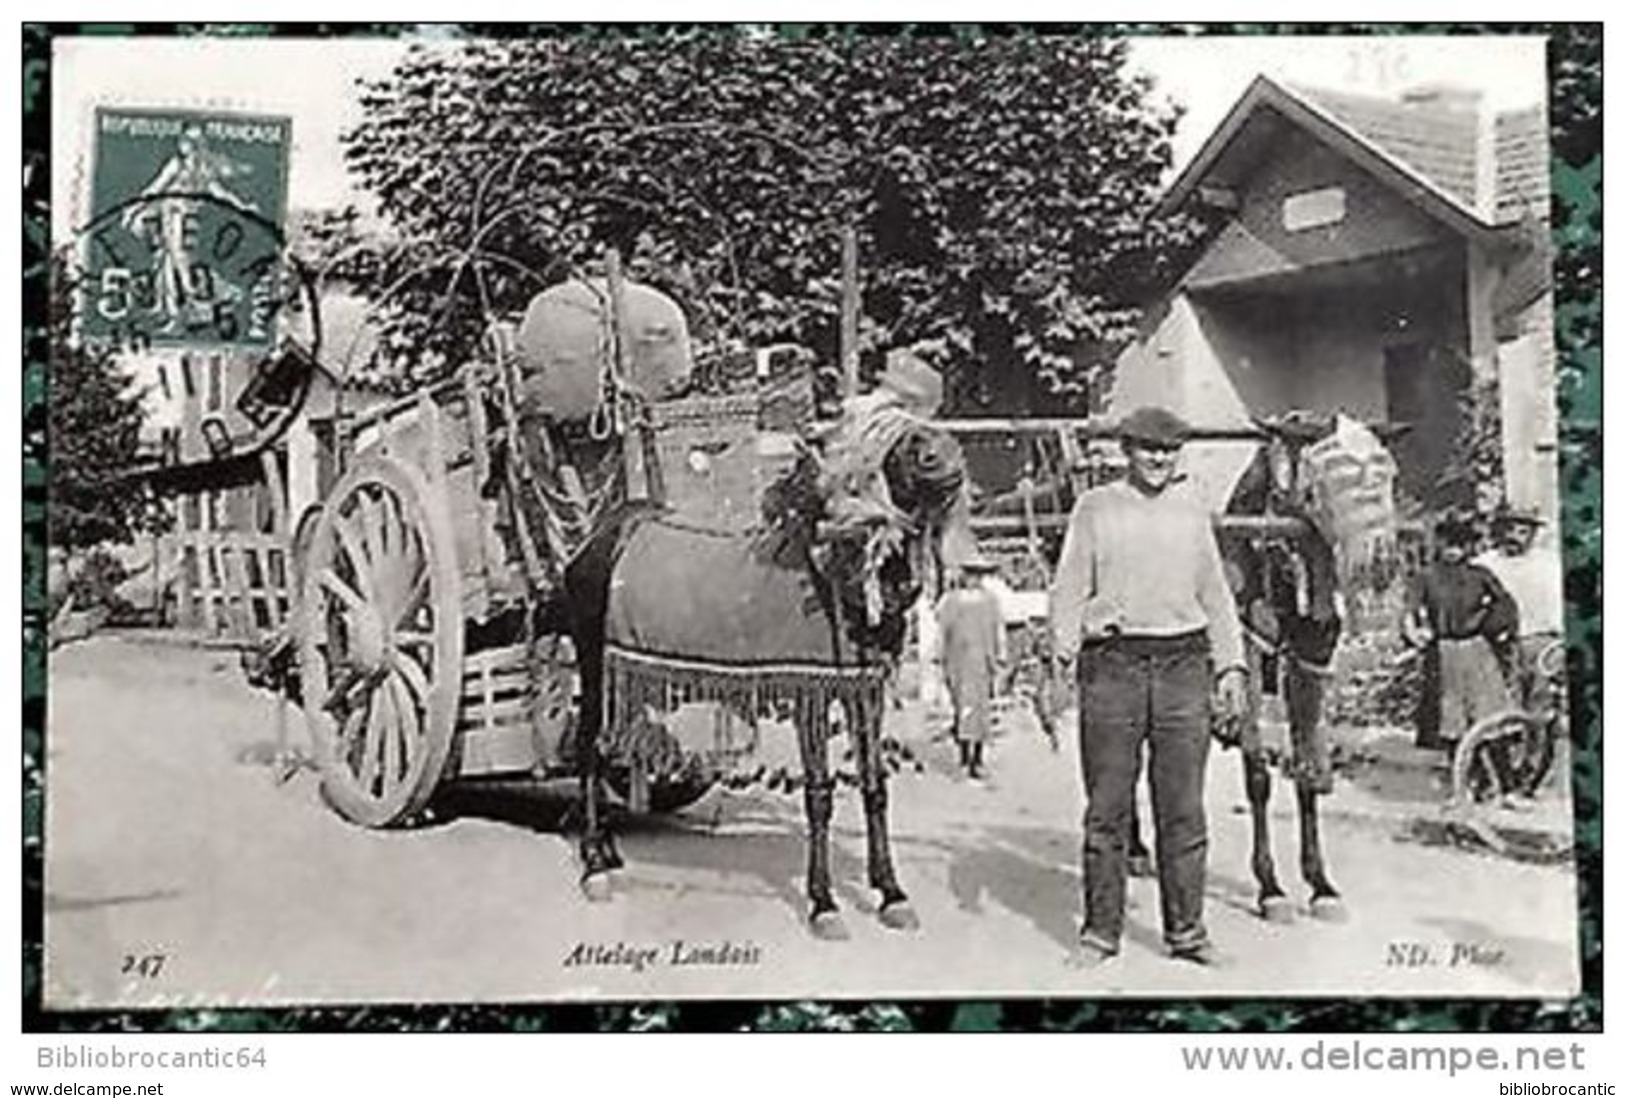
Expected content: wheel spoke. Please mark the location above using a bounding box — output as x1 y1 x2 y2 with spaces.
375 691 398 795
337 704 369 780
318 568 368 614
384 490 417 586
339 704 368 750
387 674 421 778
332 511 379 605
361 491 408 615
382 674 410 789
392 650 431 705
359 489 388 565
321 663 367 713
393 565 430 633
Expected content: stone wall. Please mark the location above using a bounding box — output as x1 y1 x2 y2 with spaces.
1322 628 1422 730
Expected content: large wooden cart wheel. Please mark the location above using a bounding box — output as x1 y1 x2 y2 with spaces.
297 457 464 827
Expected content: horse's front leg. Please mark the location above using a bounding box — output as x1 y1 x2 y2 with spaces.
1245 752 1291 922
852 695 916 930
1286 661 1344 921
796 703 845 939
576 649 621 902
1294 781 1343 919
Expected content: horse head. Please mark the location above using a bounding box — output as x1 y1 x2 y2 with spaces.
880 419 973 545
1254 410 1406 632
765 411 973 657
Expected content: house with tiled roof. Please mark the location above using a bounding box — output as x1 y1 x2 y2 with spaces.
1110 75 1557 532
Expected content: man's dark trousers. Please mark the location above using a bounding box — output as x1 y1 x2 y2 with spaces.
1078 631 1212 954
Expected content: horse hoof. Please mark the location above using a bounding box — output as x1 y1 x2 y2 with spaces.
582 874 614 904
1310 895 1348 922
810 911 850 941
1260 895 1295 924
878 901 919 931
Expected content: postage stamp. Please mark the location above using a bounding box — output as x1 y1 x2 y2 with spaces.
82 108 293 355
70 105 319 469
33 30 1591 1017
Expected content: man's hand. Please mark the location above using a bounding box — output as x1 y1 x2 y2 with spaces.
1215 666 1250 723
1211 666 1250 749
1079 597 1124 640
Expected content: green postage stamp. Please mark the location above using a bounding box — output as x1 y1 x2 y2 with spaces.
82 108 292 353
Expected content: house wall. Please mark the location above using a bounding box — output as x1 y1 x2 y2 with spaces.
1187 294 1299 415
1498 291 1562 546
1109 296 1260 514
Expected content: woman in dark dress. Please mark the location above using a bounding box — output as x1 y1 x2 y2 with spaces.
1409 515 1520 758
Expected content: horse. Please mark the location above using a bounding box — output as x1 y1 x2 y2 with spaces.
1212 411 1405 923
557 409 976 938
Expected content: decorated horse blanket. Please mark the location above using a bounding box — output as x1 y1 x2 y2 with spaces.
608 516 855 665
602 515 887 775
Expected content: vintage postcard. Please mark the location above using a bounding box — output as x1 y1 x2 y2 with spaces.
36 28 1586 1011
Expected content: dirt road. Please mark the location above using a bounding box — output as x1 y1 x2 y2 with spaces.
42 635 1580 1010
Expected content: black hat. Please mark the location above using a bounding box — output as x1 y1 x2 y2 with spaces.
1117 405 1191 448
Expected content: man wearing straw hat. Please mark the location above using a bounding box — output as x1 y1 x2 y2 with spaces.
1475 502 1564 715
1473 502 1563 800
1050 404 1249 968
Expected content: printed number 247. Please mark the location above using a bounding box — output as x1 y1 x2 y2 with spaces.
122 953 166 978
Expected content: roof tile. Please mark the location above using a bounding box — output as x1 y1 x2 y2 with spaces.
1286 84 1549 229
1495 106 1550 222
1293 85 1482 211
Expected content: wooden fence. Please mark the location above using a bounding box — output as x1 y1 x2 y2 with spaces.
167 450 293 644
172 531 292 641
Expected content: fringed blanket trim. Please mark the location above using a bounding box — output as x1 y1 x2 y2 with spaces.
603 643 887 801
605 644 888 681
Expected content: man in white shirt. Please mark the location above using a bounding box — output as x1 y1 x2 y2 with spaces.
1475 504 1564 644
1050 405 1248 967
1474 504 1567 794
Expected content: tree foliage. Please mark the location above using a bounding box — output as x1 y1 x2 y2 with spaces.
343 29 1202 410
48 256 165 552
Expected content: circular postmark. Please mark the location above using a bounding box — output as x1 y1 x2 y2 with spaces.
72 185 322 468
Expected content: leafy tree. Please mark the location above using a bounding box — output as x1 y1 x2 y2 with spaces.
343 29 1202 411
47 256 166 553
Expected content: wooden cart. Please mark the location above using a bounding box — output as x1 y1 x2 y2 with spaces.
291 333 810 828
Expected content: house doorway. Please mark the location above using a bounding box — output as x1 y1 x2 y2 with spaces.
1383 341 1472 511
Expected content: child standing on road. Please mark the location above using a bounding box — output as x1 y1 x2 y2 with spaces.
936 557 1007 779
